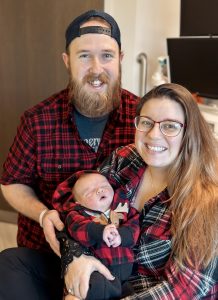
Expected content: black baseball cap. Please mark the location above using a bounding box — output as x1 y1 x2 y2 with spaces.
65 10 121 50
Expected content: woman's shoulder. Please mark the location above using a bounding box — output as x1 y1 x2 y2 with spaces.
115 143 138 158
99 144 145 181
111 144 145 175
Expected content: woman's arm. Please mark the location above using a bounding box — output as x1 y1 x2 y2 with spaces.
57 230 115 299
122 257 217 299
65 255 115 299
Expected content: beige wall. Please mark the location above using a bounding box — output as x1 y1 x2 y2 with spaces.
105 0 180 95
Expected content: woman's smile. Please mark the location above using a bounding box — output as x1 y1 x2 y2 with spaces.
145 143 167 153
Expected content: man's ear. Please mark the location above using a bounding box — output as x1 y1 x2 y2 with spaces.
62 52 70 69
120 51 124 62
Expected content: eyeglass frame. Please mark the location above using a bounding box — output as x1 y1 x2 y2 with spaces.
134 115 185 137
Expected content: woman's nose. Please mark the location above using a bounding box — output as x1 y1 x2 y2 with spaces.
147 123 162 138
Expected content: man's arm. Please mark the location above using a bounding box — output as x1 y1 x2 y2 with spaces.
1 183 47 222
1 183 64 255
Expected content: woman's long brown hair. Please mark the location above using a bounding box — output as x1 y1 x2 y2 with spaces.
138 83 218 268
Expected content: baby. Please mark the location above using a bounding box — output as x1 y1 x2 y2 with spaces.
72 172 123 248
54 171 140 300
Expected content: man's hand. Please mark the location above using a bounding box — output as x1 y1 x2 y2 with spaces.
65 255 115 300
42 209 64 256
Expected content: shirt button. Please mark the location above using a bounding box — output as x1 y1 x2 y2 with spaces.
57 164 62 169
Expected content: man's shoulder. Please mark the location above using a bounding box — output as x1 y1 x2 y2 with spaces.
121 88 139 103
119 89 139 118
24 88 69 117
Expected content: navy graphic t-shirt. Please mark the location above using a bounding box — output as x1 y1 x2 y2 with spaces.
74 109 109 152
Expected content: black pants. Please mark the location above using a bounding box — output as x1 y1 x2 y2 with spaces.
0 247 63 300
86 264 133 300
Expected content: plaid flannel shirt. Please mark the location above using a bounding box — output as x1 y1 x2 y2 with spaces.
98 144 218 299
0 88 138 251
57 200 139 266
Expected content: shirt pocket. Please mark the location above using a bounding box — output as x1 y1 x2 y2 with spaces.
38 155 79 183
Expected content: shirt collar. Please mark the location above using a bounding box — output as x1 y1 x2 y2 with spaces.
62 88 73 123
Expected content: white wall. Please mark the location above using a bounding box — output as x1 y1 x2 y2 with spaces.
105 0 180 96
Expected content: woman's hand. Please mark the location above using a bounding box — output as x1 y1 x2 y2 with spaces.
65 255 115 299
64 295 80 300
42 209 64 256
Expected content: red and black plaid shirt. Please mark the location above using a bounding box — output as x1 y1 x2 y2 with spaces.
64 203 139 266
0 88 139 251
53 198 139 266
98 144 218 299
52 169 139 267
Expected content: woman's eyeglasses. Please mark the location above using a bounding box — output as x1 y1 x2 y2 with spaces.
134 116 184 137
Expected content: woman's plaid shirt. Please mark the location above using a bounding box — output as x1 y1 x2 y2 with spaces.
99 144 218 299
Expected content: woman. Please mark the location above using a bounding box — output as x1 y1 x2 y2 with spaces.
58 83 218 299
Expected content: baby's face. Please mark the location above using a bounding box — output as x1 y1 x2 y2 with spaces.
73 174 114 212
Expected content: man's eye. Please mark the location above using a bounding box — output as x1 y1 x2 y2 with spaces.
103 53 113 59
79 54 89 59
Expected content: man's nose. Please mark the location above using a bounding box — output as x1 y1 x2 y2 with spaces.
90 57 103 74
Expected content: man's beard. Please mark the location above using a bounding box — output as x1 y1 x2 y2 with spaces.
68 68 121 118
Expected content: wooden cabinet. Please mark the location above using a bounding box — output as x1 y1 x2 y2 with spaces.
0 0 104 217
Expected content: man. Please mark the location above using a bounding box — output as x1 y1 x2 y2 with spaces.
0 10 139 300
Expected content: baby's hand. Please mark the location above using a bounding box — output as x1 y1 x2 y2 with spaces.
103 224 121 247
110 233 121 247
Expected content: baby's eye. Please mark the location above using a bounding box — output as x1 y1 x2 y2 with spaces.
102 185 110 190
84 189 94 198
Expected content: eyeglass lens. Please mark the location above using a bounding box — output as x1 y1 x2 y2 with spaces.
135 116 183 137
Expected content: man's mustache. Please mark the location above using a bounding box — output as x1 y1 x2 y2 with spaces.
83 72 109 85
